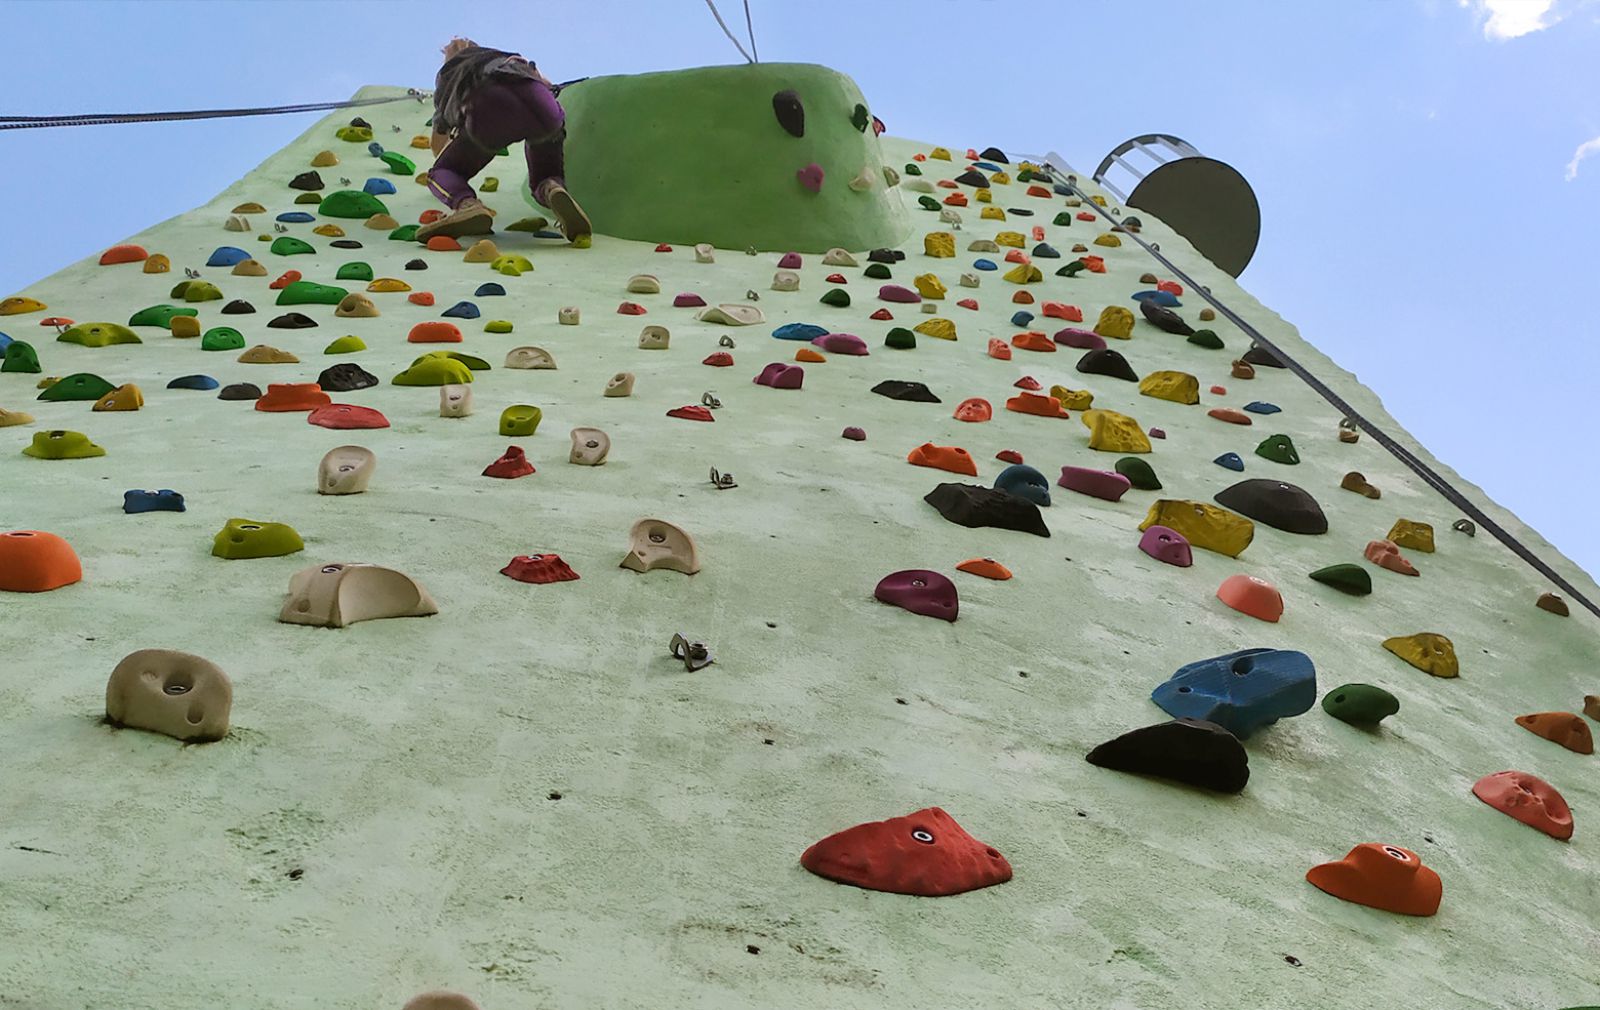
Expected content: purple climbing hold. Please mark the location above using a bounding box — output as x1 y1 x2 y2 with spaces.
1055 328 1107 350
1149 428 1167 439
812 332 868 355
842 426 866 441
1058 466 1132 502
673 292 707 307
878 285 922 304
755 362 805 389
874 569 959 622
778 252 803 269
1140 525 1193 567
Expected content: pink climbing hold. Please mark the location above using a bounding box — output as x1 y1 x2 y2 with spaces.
1157 280 1183 296
874 569 959 622
617 302 647 315
1366 539 1419 576
796 163 824 193
777 252 803 269
842 426 866 441
1058 466 1132 502
879 285 922 303
754 363 804 389
1139 525 1193 567
673 292 707 307
1149 428 1167 439
987 338 1012 360
813 332 868 355
1014 376 1041 391
1054 328 1106 350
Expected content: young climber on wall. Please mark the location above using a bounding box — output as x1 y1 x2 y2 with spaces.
419 37 592 245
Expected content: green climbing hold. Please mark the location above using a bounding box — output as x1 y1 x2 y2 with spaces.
270 236 316 256
499 404 543 436
1321 683 1399 725
393 355 475 386
388 224 420 242
201 327 246 352
212 518 305 560
494 147 510 157
1309 563 1372 596
851 103 870 132
490 254 533 275
917 195 941 212
480 177 499 193
1187 329 1225 350
1052 211 1073 226
21 429 105 459
864 262 892 280
820 288 851 307
128 304 198 328
57 322 139 348
335 126 373 143
2 341 41 372
319 190 389 219
433 350 491 371
276 281 349 306
885 327 916 350
1057 260 1087 277
1255 433 1300 465
1114 457 1162 490
904 162 922 176
324 335 367 354
335 262 374 282
506 216 550 233
380 151 416 175
485 320 513 334
37 372 115 401
170 280 223 303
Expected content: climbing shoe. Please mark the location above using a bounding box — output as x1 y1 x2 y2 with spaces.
416 197 495 241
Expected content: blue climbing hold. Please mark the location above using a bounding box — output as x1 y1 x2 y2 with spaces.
275 211 316 224
1215 452 1245 471
531 230 564 240
441 300 480 320
1053 182 1073 196
772 322 828 341
166 374 219 391
367 141 386 158
474 282 506 297
1010 311 1035 328
0 331 11 350
1150 648 1317 738
974 161 1002 172
1032 243 1060 259
974 259 998 271
1243 401 1281 414
363 177 398 196
205 246 250 267
1132 290 1181 307
123 489 186 514
994 463 1051 507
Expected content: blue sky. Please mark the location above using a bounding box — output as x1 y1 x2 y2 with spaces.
6 0 1598 578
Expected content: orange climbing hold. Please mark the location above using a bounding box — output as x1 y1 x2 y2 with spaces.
795 347 826 363
1011 331 1055 352
1216 574 1284 622
1208 408 1253 425
957 558 1013 580
1041 302 1082 321
1026 185 1052 198
1209 385 1227 395
907 442 978 476
254 383 332 412
98 245 149 266
1082 256 1106 273
39 317 74 328
987 338 1012 360
426 235 462 251
953 398 993 422
408 321 463 343
1306 844 1441 917
1514 712 1595 754
0 530 83 593
1005 392 1068 418
419 209 445 224
408 292 436 306
269 270 303 290
936 179 957 189
944 192 968 207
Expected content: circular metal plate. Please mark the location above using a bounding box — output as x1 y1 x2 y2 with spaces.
1127 157 1260 277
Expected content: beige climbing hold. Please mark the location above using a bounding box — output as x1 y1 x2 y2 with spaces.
462 239 499 263
849 165 875 192
364 212 399 230
1139 500 1255 558
604 371 635 397
1341 472 1381 499
105 649 232 742
231 258 267 277
771 270 800 292
1093 305 1135 339
505 346 556 369
310 150 339 167
638 325 670 350
559 306 580 325
903 177 935 194
1383 633 1459 679
625 273 660 294
335 292 379 318
318 445 375 495
620 518 700 575
822 247 858 267
238 345 299 364
93 384 144 412
914 273 947 299
694 243 716 263
0 407 34 427
1094 233 1122 248
312 224 345 237
913 317 956 341
224 214 251 232
402 992 481 1010
278 563 438 629
1387 519 1435 553
921 302 939 314
569 427 610 465
924 232 955 258
170 316 201 338
143 254 170 274
939 208 963 226
959 272 979 288
1083 408 1151 453
1537 592 1570 617
881 166 900 188
1138 370 1200 405
231 202 266 214
994 231 1026 249
439 384 472 418
695 304 765 326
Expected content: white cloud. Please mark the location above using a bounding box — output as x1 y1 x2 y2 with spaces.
1460 0 1563 39
1566 135 1600 180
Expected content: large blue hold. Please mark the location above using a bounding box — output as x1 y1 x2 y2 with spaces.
1243 401 1282 414
166 374 219 391
276 211 316 224
205 246 250 267
1214 452 1244 471
772 322 828 341
441 300 480 320
994 463 1050 507
474 282 506 297
1010 311 1035 328
123 489 186 514
1151 648 1317 738
1132 290 1181 307
363 177 398 196
973 258 998 271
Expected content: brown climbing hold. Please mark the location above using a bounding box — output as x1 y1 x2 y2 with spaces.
238 345 300 364
1537 592 1569 616
105 649 232 743
1199 307 1216 321
336 293 379 318
1585 695 1600 721
402 993 482 1010
1514 712 1594 754
170 315 201 338
1230 360 1255 380
908 442 979 476
1387 519 1435 553
956 558 1013 580
1341 472 1381 499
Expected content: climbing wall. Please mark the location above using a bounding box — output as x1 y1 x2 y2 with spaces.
3 76 1600 1010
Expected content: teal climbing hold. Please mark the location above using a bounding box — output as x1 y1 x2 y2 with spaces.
379 151 416 175
335 262 374 282
2 340 41 373
276 281 349 306
820 288 851 307
128 304 198 328
37 372 115 401
1255 433 1300 464
201 326 246 351
885 327 916 350
270 236 316 256
1188 329 1225 349
318 190 389 219
1114 457 1161 490
1309 563 1372 596
1321 683 1399 725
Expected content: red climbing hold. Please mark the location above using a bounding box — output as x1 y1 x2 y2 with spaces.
1030 226 1046 242
1082 256 1106 273
269 270 303 290
957 558 1013 580
800 807 1011 897
1014 376 1041 391
483 446 536 479
870 308 894 321
953 398 993 422
308 404 389 429
673 293 706 307
1472 771 1573 840
667 405 715 422
996 449 1023 465
1157 280 1184 296
1011 332 1055 352
1041 302 1081 321
1005 392 1068 418
957 298 978 310
254 383 331 412
39 317 73 328
1076 211 1096 222
944 192 968 207
617 301 647 315
426 235 462 252
907 443 978 476
1305 843 1442 917
1210 385 1227 395
1514 712 1595 754
501 554 580 584
1004 250 1030 265
654 243 673 252
408 321 463 343
99 245 149 266
1026 185 1052 198
1208 408 1253 425
986 338 1012 360
702 352 734 367
419 209 445 224
409 292 436 306
825 273 848 284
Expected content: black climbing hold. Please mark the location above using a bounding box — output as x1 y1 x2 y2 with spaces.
1242 344 1287 368
1309 563 1372 596
871 379 940 402
924 483 1050 538
1052 211 1074 226
316 362 378 392
1076 348 1138 382
864 262 892 279
1139 299 1194 336
1115 457 1162 490
1031 243 1060 259
288 170 324 191
868 248 905 264
1187 329 1224 349
1057 260 1087 278
884 327 916 350
1007 208 1034 217
329 239 364 250
267 312 317 329
220 299 255 315
1085 718 1249 794
850 103 870 133
1213 478 1328 535
955 169 989 188
218 382 262 401
349 116 371 129
980 146 1008 164
772 89 805 138
405 258 428 270
1054 182 1073 196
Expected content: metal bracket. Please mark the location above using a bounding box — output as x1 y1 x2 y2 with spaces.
709 467 737 490
745 289 760 301
670 633 714 671
700 391 722 409
718 335 735 349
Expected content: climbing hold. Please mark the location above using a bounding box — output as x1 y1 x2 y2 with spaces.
1215 452 1244 472
1472 771 1572 840
754 362 805 389
499 405 543 437
237 345 300 364
1139 501 1254 557
1243 401 1280 415
1537 592 1570 616
278 562 438 629
128 304 197 328
1242 345 1287 368
1305 844 1441 917
220 298 255 315
1321 683 1400 726
253 383 330 413
217 383 262 401
212 518 304 560
1133 290 1181 308
57 322 139 348
392 356 474 386
1054 328 1106 351
1514 712 1594 754
441 300 481 320
625 273 662 295
167 374 219 391
1252 433 1299 465
924 483 1050 537
317 445 376 494
603 372 636 398
122 489 185 515
796 163 824 193
1588 695 1600 721
1093 306 1135 339
1116 457 1161 490
143 254 170 273
985 337 1010 359
908 443 977 476
1383 633 1459 678
1138 370 1200 404
269 236 316 257
1309 563 1373 596
1213 479 1328 534
483 446 536 480
1152 648 1314 735
317 363 378 392
499 553 580 586
1138 525 1192 567
994 464 1050 506
872 379 939 403
436 384 472 419
92 385 144 412
484 320 513 334
105 649 232 743
1085 719 1249 793
1139 300 1194 336
1011 331 1054 353
1076 348 1139 382
957 558 1012 580
819 288 850 307
408 321 463 344
674 293 707 307
308 404 388 430
505 346 556 370
1006 391 1068 418
334 291 379 317
995 450 1023 465
1188 329 1225 350
1058 466 1132 502
99 244 149 266
1387 519 1436 553
1452 518 1475 536
0 530 82 592
1217 574 1287 622
874 570 959 623
800 806 1010 896
667 405 714 422
841 426 866 441
638 325 671 350
912 317 956 341
923 232 956 258
617 518 699 575
1082 409 1152 454
696 304 766 326
1341 471 1381 499
171 315 203 337
912 274 946 300
37 373 115 401
812 332 867 355
363 177 396 196
1365 540 1418 576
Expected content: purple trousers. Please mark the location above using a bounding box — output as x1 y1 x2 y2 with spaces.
429 77 566 209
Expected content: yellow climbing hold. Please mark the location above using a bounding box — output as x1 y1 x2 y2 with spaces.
929 147 952 161
1083 409 1152 454
1139 500 1256 558
491 254 533 275
1383 633 1459 678
994 231 1026 249
463 239 500 263
1 297 46 316
169 316 201 338
143 254 170 274
312 224 346 237
238 345 299 364
485 320 513 334
1388 519 1436 553
974 188 992 204
367 278 412 293
913 273 947 299
231 202 266 214
231 258 267 277
1003 263 1042 284
1049 385 1094 410
1138 370 1200 405
481 177 499 193
411 135 431 149
923 232 955 258
1093 305 1135 339
310 150 339 167
913 317 957 341
335 126 372 143
1094 233 1122 248
1091 195 1108 207
981 206 1007 221
92 384 144 412
990 171 1011 186
416 171 431 186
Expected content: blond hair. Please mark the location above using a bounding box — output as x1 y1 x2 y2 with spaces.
442 37 476 59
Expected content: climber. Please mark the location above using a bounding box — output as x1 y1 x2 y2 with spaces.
420 37 592 245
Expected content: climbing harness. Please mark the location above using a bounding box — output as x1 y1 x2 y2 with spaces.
0 91 428 131
1038 154 1600 621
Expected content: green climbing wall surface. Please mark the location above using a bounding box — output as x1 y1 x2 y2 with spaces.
3 79 1600 1010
